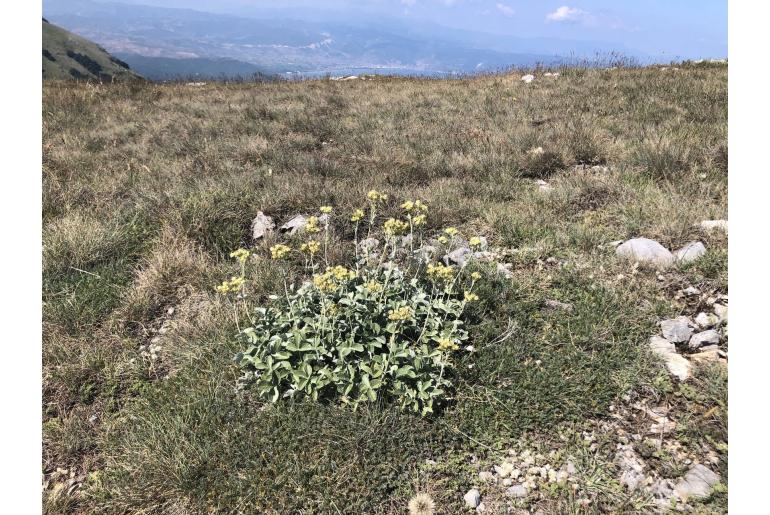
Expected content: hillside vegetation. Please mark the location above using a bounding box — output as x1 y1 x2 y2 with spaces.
42 64 727 514
42 19 140 81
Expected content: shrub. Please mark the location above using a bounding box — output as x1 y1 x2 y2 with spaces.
224 194 487 415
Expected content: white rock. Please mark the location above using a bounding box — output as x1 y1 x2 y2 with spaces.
660 317 694 343
463 488 481 508
506 484 529 498
699 220 728 234
713 303 728 323
444 246 472 267
543 299 574 312
649 336 691 381
251 211 275 240
543 72 560 77
683 286 702 296
674 241 707 263
688 330 720 350
494 463 514 478
521 74 535 83
280 215 307 234
478 471 495 483
496 262 513 279
694 312 719 329
674 464 720 500
615 445 646 491
616 238 674 268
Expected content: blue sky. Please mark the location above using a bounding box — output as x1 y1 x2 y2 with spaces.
99 0 729 58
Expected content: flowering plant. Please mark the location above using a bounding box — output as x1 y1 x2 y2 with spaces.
221 192 485 415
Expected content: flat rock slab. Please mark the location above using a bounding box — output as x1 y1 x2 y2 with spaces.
506 484 528 498
251 211 275 240
674 241 707 263
675 464 720 500
616 238 674 268
688 329 720 350
660 317 694 343
650 336 691 381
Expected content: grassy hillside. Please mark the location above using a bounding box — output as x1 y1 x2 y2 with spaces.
42 64 727 513
42 19 140 81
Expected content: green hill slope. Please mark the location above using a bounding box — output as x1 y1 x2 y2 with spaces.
42 19 141 81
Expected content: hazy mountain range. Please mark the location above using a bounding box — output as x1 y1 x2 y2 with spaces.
43 0 647 79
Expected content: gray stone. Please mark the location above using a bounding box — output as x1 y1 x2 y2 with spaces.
496 262 513 279
478 471 496 483
674 241 707 263
543 299 574 313
280 215 307 234
521 74 535 83
463 488 481 508
694 312 719 329
251 211 275 240
616 238 674 268
713 303 728 323
660 317 693 343
649 478 676 506
683 286 702 296
506 484 528 498
649 336 691 381
688 330 720 350
444 246 472 267
615 445 646 491
699 220 728 234
674 464 720 500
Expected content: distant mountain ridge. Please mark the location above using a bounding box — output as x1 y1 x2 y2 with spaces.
42 18 141 81
43 0 579 77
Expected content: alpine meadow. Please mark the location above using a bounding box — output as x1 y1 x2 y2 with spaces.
42 62 728 514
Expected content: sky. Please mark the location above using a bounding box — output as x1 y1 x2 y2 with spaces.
85 0 729 59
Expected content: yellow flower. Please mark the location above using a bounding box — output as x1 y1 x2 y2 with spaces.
312 266 355 293
320 206 333 214
471 271 482 280
364 280 383 293
300 240 320 255
313 273 336 293
229 248 251 263
351 208 365 222
401 200 415 212
414 200 429 213
444 227 459 237
216 276 246 295
427 263 455 282
464 291 479 302
270 244 291 260
388 306 413 322
215 282 230 294
412 214 426 226
384 218 409 237
367 189 388 203
437 236 448 245
469 237 482 248
304 216 321 234
229 276 245 290
437 338 459 351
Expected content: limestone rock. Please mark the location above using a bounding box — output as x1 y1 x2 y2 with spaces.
694 312 719 329
698 220 728 234
521 74 535 83
674 241 707 263
688 330 720 350
280 215 307 234
650 336 691 381
506 484 528 498
674 464 720 500
463 488 481 508
660 317 694 343
616 238 674 268
615 445 646 491
251 211 275 240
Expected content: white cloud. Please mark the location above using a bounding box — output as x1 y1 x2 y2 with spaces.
495 3 515 17
546 6 589 22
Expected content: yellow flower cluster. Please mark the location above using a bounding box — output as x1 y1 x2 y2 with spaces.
350 208 365 222
320 206 333 214
229 248 250 263
464 291 479 302
471 271 482 281
364 280 383 293
388 306 413 322
270 244 291 260
384 218 409 237
401 199 429 213
216 276 245 294
437 236 449 245
367 189 388 203
427 263 455 282
312 266 355 293
325 302 339 316
305 216 321 234
437 337 459 351
412 214 426 226
444 227 459 237
300 240 320 255
469 236 482 248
